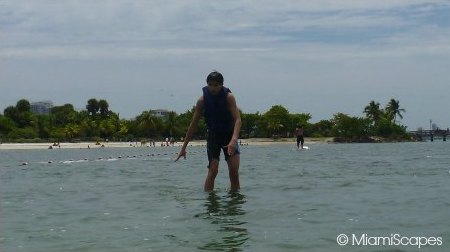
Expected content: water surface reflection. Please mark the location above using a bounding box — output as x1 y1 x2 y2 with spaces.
198 192 248 251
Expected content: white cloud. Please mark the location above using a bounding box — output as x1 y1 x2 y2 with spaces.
2 0 448 47
2 0 450 62
1 0 450 129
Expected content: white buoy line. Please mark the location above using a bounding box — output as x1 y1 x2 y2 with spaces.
20 150 206 166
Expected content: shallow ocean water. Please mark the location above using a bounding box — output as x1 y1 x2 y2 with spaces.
1 142 449 251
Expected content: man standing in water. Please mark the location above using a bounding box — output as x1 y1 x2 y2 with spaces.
176 71 242 192
295 125 304 149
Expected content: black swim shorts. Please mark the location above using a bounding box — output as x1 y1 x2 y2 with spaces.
206 131 240 168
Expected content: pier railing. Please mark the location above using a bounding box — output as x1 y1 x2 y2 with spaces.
408 129 449 141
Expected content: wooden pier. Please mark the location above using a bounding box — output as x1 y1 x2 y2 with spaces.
408 129 449 141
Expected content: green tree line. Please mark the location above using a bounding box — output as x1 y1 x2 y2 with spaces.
0 98 409 143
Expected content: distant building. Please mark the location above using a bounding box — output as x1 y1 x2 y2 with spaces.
31 101 53 115
432 123 439 130
151 109 170 118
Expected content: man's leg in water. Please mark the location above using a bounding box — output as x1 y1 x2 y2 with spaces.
227 154 240 191
204 159 219 192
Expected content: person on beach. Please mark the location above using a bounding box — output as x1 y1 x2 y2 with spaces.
176 71 242 192
295 125 304 149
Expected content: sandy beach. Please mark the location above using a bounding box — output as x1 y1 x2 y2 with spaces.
0 138 332 150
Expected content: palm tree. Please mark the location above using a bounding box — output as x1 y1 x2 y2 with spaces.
16 99 31 113
137 111 161 138
364 100 383 124
3 106 19 121
64 124 80 140
385 99 405 123
117 121 129 138
98 99 109 117
99 119 116 139
164 111 179 138
264 105 290 137
86 98 99 116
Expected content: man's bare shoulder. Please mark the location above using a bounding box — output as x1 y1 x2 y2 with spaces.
226 92 237 103
196 96 204 108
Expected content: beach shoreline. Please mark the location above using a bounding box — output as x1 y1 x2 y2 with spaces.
0 137 333 150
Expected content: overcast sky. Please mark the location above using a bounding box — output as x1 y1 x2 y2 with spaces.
1 0 450 130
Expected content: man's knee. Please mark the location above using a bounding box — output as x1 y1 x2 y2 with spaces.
208 158 219 166
208 159 219 172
